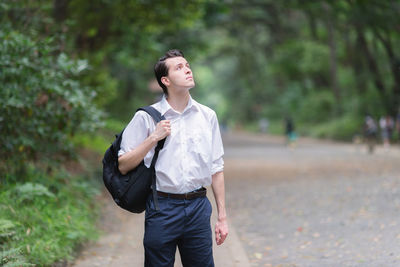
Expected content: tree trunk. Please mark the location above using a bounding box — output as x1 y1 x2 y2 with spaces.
374 30 400 114
53 0 69 22
355 27 386 98
351 34 367 95
53 0 69 52
306 10 318 40
323 4 341 114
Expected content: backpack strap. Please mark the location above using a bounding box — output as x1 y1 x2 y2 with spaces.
137 106 166 211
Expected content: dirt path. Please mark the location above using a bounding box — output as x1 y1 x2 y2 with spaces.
73 182 249 266
223 132 400 266
73 132 400 266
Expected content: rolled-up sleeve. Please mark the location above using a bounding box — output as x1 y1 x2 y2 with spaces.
210 112 224 175
118 111 150 157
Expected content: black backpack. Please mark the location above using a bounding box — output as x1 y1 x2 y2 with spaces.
102 106 166 213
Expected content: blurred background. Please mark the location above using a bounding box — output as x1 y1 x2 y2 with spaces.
1 0 400 266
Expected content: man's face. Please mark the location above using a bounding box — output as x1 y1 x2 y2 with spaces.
162 56 195 91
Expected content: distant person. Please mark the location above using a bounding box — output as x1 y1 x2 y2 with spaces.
364 115 378 153
258 118 269 133
394 107 400 142
118 49 228 266
220 119 229 133
284 116 297 146
387 115 394 142
379 115 394 148
396 108 400 143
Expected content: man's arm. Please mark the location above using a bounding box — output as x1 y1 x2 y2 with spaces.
118 120 170 175
211 171 228 245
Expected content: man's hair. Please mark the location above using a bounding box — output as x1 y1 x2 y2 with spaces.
154 49 184 95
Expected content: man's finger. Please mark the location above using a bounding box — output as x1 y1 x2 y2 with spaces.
220 233 227 244
216 230 226 245
216 236 221 245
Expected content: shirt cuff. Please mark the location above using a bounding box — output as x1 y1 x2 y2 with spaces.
211 157 224 175
118 149 126 157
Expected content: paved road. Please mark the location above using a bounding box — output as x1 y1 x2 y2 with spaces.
223 132 400 267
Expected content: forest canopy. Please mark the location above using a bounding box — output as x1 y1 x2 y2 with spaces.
2 0 400 153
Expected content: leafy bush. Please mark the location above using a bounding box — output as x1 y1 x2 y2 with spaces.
272 40 329 81
0 166 100 266
306 114 363 141
105 118 126 133
0 219 17 241
71 118 127 155
72 134 110 155
297 91 336 123
0 247 33 267
14 183 55 202
0 28 103 174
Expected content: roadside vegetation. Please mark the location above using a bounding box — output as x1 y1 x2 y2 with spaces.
0 166 100 266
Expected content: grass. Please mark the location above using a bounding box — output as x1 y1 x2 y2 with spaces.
0 166 101 266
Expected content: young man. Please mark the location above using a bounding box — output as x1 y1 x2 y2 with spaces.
117 49 228 267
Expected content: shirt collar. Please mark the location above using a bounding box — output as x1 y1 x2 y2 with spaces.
159 94 199 116
158 95 171 116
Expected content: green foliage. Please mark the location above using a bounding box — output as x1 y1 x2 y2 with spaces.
14 183 55 202
0 28 103 172
265 120 285 136
297 91 336 123
0 219 17 240
196 0 400 140
105 118 126 134
0 247 33 267
71 118 128 155
272 40 330 82
62 0 212 118
306 114 363 141
72 133 110 155
80 51 119 108
0 167 100 266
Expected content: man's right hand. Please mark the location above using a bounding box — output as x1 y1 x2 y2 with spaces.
151 120 171 141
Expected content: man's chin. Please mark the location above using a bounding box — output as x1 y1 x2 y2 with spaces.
187 82 195 90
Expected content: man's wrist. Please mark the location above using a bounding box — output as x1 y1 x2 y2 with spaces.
217 215 227 222
149 133 159 144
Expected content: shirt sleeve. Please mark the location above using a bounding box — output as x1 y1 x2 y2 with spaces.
210 111 224 175
118 111 151 157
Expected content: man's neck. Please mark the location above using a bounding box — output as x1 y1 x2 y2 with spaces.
166 90 190 113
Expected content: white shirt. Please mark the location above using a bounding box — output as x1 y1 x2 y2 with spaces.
118 95 224 194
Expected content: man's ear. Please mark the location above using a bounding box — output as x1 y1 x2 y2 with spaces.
161 77 169 87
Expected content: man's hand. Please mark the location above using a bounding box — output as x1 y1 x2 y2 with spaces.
118 119 170 175
212 171 228 245
215 217 228 245
151 120 171 141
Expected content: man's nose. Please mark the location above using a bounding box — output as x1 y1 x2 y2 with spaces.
185 67 191 74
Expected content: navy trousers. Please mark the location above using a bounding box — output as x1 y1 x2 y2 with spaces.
143 194 214 267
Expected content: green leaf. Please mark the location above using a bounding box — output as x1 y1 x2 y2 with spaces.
15 183 55 201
